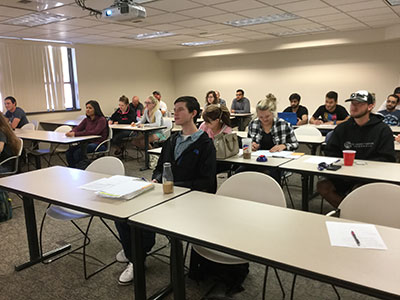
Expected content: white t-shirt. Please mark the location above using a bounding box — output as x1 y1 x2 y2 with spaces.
159 100 168 116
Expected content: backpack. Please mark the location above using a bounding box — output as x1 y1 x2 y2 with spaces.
0 191 12 222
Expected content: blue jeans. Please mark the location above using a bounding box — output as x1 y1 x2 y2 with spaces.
66 143 106 168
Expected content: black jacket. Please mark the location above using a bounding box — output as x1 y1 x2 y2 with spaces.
152 131 217 193
110 106 136 124
129 102 144 120
326 113 395 162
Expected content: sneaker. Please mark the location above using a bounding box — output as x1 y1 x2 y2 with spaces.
116 249 129 263
118 262 133 285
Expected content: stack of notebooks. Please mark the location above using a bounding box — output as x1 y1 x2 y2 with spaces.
80 175 154 200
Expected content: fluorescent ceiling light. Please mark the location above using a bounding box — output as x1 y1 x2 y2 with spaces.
181 40 223 47
270 27 332 37
192 49 244 58
276 39 351 50
0 35 71 44
2 12 71 27
225 13 299 27
385 0 400 6
129 31 176 40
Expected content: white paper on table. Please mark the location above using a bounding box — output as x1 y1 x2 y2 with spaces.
326 221 387 250
79 175 140 191
251 150 294 158
305 156 340 165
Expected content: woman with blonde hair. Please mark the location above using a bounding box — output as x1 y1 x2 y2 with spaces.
200 104 232 139
0 114 21 173
131 95 165 148
238 93 298 181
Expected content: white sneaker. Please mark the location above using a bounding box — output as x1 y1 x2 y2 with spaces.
116 249 129 263
118 262 133 285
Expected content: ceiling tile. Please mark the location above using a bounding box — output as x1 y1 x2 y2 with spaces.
202 13 247 23
178 6 226 18
238 6 285 18
46 4 90 17
336 0 388 12
213 0 265 12
191 0 231 4
172 19 214 28
294 7 340 17
347 7 393 18
145 0 202 12
0 6 31 17
276 0 329 12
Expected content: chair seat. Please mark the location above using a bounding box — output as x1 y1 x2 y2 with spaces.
47 205 90 220
193 245 247 265
30 149 51 156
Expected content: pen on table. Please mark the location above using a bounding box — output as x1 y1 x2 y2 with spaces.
351 230 360 246
141 177 148 182
334 159 340 163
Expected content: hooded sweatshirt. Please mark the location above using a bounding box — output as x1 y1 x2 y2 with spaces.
325 113 395 162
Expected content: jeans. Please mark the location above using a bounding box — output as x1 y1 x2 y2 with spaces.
112 130 135 147
115 221 156 262
66 143 106 168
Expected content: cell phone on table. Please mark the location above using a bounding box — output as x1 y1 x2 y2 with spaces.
326 165 341 171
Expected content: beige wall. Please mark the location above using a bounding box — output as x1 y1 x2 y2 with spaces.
171 40 400 115
26 43 174 123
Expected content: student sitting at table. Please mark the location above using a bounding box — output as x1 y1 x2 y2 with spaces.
0 114 21 173
310 91 350 125
108 95 136 155
204 90 226 108
131 95 165 149
65 100 108 168
317 90 396 208
3 96 29 129
114 96 216 286
238 93 298 181
199 104 232 139
283 93 309 125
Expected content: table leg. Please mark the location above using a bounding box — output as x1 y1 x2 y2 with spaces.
80 141 89 159
140 132 150 171
170 238 186 300
132 224 147 300
301 174 309 211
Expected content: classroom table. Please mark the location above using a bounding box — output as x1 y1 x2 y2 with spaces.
15 129 100 168
231 112 253 131
129 191 400 300
0 166 189 271
109 124 166 170
279 155 400 211
220 153 292 168
40 118 82 130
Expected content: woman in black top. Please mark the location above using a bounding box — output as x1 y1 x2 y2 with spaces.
109 95 136 155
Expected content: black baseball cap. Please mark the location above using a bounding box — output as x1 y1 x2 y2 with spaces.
345 90 373 104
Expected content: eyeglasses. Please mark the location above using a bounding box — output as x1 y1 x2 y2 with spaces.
144 101 152 105
236 94 242 97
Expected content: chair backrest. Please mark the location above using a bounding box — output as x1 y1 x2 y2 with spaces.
51 125 73 152
217 171 286 207
294 126 322 137
338 182 400 228
21 123 36 130
162 118 173 139
55 125 73 133
86 156 125 175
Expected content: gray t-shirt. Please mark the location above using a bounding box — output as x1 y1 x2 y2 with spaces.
5 107 29 128
231 97 250 113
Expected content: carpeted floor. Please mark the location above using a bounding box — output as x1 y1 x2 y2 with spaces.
0 145 378 300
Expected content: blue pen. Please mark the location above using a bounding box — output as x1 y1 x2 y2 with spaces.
141 177 148 182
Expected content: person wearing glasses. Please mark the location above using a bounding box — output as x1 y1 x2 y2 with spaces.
130 95 165 149
230 89 251 131
310 91 349 125
317 90 396 208
378 94 400 126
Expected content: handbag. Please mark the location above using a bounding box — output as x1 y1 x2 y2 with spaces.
214 132 239 159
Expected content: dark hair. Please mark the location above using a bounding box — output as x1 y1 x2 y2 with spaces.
202 104 231 127
236 89 244 96
119 95 129 105
394 87 400 94
326 91 338 101
174 96 200 123
152 91 161 96
4 96 16 104
85 100 105 118
289 93 301 102
205 91 218 105
0 114 20 155
388 94 400 104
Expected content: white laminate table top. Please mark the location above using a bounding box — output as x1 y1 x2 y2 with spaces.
15 129 99 144
109 124 166 131
40 119 81 127
220 154 292 167
279 155 400 183
129 191 400 298
0 166 189 220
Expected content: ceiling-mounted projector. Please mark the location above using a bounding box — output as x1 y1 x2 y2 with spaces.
102 1 146 21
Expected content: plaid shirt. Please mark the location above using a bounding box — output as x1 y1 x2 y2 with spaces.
247 117 299 150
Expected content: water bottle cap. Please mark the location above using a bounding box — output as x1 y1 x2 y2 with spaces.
163 162 171 167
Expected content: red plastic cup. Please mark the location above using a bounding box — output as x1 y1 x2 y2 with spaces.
343 150 356 166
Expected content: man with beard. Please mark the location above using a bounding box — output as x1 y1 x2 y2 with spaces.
378 94 400 126
283 93 308 125
317 90 395 208
310 91 349 125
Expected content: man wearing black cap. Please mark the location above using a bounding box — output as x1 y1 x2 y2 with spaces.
317 90 396 208
153 91 168 116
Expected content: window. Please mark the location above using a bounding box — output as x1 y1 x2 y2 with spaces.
0 41 80 113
